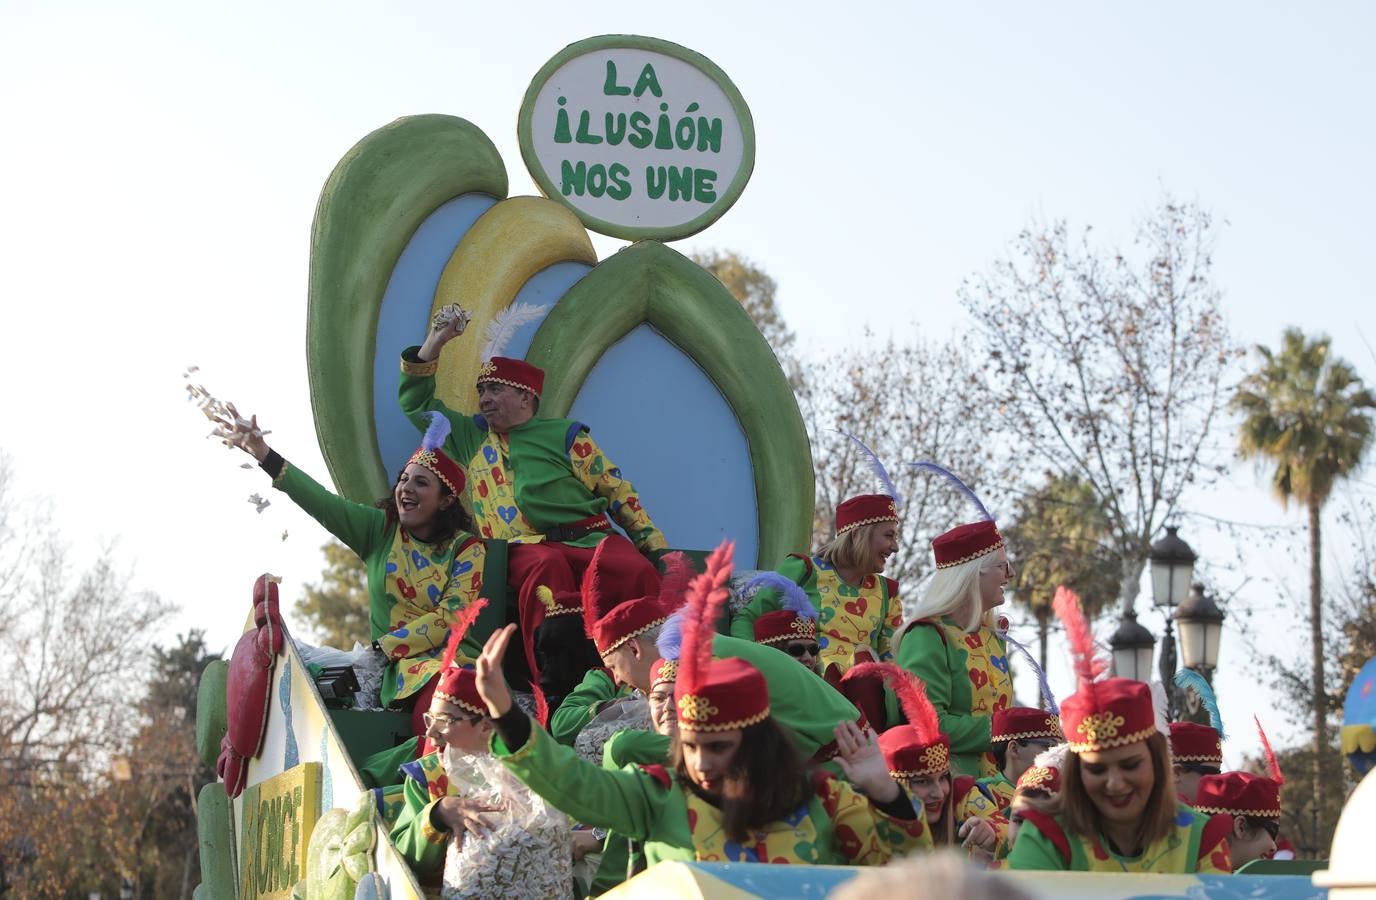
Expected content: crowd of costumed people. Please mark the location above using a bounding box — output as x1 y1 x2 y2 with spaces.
211 308 1307 896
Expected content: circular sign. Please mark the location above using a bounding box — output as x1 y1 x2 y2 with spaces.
518 35 755 242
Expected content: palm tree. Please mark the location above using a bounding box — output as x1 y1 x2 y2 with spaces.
1232 328 1375 847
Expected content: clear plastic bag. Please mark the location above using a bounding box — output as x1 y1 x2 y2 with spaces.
440 748 573 899
574 695 652 764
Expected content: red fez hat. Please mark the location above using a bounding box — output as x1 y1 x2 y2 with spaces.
932 520 1004 569
674 657 770 732
1170 721 1223 766
650 657 678 689
879 726 952 780
477 356 544 397
433 667 484 717
835 494 899 536
588 596 671 657
409 413 466 496
991 707 1064 743
1016 762 1063 796
1060 677 1157 752
753 609 817 646
1195 772 1282 818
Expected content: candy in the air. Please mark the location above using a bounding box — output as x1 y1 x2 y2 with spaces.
248 494 270 513
432 303 471 333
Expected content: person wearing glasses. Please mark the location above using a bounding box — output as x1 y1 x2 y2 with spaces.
888 521 1014 778
389 663 503 885
1192 717 1286 869
979 708 1065 811
745 572 824 675
731 494 904 727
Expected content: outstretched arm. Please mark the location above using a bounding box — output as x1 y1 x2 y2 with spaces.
567 432 666 553
399 314 482 452
220 406 385 558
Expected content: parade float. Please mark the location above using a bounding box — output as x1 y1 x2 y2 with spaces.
191 33 1366 900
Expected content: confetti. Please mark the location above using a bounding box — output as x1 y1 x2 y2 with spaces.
240 463 254 469
432 303 471 333
183 375 271 447
280 530 289 542
248 493 270 513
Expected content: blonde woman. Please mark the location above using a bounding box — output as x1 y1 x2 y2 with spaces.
889 520 1013 777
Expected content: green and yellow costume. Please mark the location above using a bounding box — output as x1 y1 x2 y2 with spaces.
1007 804 1233 873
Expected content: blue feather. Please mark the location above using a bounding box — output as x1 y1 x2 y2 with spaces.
834 430 902 506
656 611 683 662
1001 631 1058 713
743 572 818 620
909 461 993 521
1173 668 1225 739
420 411 451 453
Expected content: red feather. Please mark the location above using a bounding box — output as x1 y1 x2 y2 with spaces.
535 686 550 727
655 550 695 612
581 537 616 638
439 597 488 671
1255 715 1283 784
676 540 734 695
846 662 939 744
1053 585 1106 688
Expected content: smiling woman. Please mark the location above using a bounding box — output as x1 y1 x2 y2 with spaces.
219 406 486 733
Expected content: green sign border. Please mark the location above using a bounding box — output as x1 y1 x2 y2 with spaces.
517 34 756 242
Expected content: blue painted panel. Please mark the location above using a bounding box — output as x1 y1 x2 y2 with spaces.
497 260 592 362
372 194 497 482
568 325 760 565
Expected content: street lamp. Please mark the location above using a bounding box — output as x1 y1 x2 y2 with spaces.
1150 525 1197 720
1175 584 1225 674
1110 611 1156 682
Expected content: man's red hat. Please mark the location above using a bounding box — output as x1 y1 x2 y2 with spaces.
1195 772 1282 818
753 609 817 646
477 356 544 397
1170 721 1223 766
835 494 899 536
433 667 485 717
588 597 672 656
932 520 1004 569
991 707 1064 743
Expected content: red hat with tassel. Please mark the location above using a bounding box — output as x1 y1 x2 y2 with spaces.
431 597 490 716
1194 716 1284 818
673 542 771 732
743 572 819 646
1053 586 1158 753
848 662 950 779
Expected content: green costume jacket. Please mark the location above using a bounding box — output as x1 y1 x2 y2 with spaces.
398 348 664 550
550 668 628 747
589 729 672 896
885 618 1012 777
271 460 484 705
386 750 453 882
492 721 931 867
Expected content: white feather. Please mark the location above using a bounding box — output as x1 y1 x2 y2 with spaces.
1149 681 1170 737
481 302 549 361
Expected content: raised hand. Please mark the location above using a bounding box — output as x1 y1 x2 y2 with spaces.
957 815 998 855
418 304 470 362
832 719 900 803
216 403 270 463
474 624 517 718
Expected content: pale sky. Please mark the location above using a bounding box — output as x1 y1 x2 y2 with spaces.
2 1 1374 766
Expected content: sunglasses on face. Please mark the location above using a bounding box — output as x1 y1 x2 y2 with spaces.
785 643 821 658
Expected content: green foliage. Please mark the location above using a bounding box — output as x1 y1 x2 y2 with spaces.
1004 473 1122 622
294 539 370 647
1232 328 1376 510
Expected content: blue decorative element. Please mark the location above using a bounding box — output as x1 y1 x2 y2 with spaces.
400 759 427 786
1175 809 1194 827
373 193 498 478
426 583 441 602
419 411 451 453
319 731 333 812
743 572 817 620
452 559 473 576
1174 668 1226 739
568 323 759 566
657 612 683 662
280 658 299 769
990 653 1009 674
410 550 430 569
721 840 759 862
909 461 994 522
498 505 518 523
386 561 398 574
483 445 499 464
835 430 901 506
391 626 409 638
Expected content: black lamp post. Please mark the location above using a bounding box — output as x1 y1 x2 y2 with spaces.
1149 525 1197 720
1109 610 1156 682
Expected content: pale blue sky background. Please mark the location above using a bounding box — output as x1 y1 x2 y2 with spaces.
2 1 1373 763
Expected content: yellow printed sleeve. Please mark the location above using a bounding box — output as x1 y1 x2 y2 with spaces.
568 432 666 552
820 777 932 866
377 540 485 660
